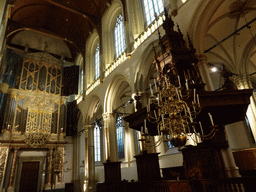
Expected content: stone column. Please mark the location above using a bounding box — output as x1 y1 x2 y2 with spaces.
169 0 178 16
124 20 132 54
44 148 53 189
7 148 19 192
215 125 241 178
197 54 214 91
221 147 240 178
87 125 96 191
233 75 256 141
83 126 89 192
102 113 118 162
102 113 122 183
99 33 105 82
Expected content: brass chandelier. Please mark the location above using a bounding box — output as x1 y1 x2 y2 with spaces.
140 68 202 150
138 7 216 150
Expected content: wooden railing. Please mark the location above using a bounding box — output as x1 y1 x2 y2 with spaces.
97 177 256 192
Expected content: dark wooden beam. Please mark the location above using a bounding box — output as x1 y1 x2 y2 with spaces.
7 19 85 59
45 0 101 28
7 43 74 62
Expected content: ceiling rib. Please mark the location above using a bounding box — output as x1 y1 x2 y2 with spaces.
11 3 53 19
7 27 84 59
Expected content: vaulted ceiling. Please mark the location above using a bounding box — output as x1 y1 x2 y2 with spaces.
6 0 116 61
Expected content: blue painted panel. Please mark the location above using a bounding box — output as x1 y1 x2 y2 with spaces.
0 48 23 88
0 90 8 132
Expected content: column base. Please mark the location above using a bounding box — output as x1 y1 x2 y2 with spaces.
224 166 240 178
55 183 65 189
7 186 14 192
134 152 161 181
59 133 65 141
44 183 65 190
43 183 52 190
3 131 11 140
103 161 122 182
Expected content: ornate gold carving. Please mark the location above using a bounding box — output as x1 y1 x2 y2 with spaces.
24 132 50 148
52 148 64 182
10 94 16 99
18 95 24 100
26 110 52 133
0 148 8 184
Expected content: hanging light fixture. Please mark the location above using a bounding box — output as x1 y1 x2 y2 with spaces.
139 4 215 150
139 69 203 150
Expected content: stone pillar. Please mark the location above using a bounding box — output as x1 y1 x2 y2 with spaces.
197 54 214 91
206 125 240 178
102 113 122 183
221 147 240 178
126 127 136 163
102 113 118 162
44 148 53 190
7 148 19 192
124 20 132 54
72 134 80 191
233 75 256 141
169 0 178 16
87 125 96 191
83 126 89 192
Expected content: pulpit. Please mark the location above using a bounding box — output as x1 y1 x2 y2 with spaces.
134 152 161 181
103 161 122 182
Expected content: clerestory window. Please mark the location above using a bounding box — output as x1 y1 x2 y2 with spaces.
114 15 126 58
94 44 100 79
94 122 101 161
143 0 164 26
116 115 125 159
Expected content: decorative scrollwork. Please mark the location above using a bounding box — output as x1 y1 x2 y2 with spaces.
52 148 64 182
0 148 8 184
24 132 50 148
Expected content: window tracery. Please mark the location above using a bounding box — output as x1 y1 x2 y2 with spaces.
143 0 164 26
116 115 125 159
95 44 100 79
114 15 126 58
94 122 101 162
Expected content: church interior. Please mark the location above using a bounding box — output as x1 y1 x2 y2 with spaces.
0 0 256 191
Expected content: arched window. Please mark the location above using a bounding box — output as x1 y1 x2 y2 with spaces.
114 15 126 58
167 135 174 149
94 44 100 79
94 122 101 161
143 0 164 26
116 115 125 159
136 130 141 154
78 58 84 96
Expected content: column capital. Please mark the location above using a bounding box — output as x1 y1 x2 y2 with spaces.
84 125 94 129
12 147 20 152
102 112 115 120
196 54 207 64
